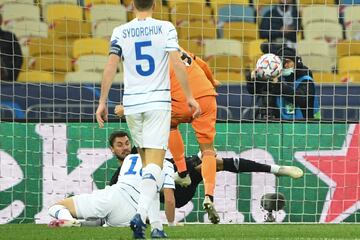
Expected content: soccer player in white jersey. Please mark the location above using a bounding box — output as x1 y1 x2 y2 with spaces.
47 153 175 238
95 0 200 238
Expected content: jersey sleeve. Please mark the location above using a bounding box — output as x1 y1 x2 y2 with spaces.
165 22 180 52
162 160 175 189
109 28 122 57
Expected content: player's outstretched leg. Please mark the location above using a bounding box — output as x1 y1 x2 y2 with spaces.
48 201 80 227
48 219 81 228
130 213 146 239
275 166 303 179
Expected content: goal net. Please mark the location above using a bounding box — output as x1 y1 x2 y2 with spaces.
1 0 360 224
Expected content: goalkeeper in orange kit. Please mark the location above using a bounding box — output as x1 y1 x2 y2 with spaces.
115 48 220 223
168 49 220 224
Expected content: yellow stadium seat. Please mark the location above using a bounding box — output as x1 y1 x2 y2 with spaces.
171 2 212 26
65 71 102 83
28 38 72 57
153 5 171 21
302 6 338 27
338 56 360 74
49 19 91 39
167 0 207 9
337 40 360 58
207 55 244 72
204 39 243 57
298 0 335 6
252 0 279 6
84 0 119 7
178 39 204 57
312 72 341 84
18 71 55 83
46 4 83 22
177 21 217 40
246 39 266 68
214 71 245 83
338 73 360 83
223 21 258 42
2 3 40 22
30 54 72 72
211 0 249 7
72 38 109 58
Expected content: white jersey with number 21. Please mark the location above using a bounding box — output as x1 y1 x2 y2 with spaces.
110 18 180 115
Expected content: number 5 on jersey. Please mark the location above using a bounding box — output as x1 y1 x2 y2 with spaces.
135 41 155 76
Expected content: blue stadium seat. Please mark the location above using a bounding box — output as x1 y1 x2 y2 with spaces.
218 4 255 24
340 0 360 4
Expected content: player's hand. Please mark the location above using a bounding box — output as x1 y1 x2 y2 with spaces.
96 103 108 128
114 104 124 118
187 97 201 118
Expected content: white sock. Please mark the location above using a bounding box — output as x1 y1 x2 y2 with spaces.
270 164 281 174
137 163 162 223
48 204 74 221
149 192 163 231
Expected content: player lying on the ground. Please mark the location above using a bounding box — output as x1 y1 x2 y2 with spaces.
47 151 175 238
166 154 303 209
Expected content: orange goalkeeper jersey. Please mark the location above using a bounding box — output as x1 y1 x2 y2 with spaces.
170 50 217 102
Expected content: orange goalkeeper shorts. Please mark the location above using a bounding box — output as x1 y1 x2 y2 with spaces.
171 95 217 144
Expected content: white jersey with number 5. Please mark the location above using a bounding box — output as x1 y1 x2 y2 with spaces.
110 18 180 115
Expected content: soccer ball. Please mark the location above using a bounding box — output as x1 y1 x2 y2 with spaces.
255 53 283 79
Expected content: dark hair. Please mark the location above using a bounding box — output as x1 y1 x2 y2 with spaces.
109 131 130 147
134 0 154 11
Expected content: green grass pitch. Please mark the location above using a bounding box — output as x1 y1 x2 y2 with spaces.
1 224 360 240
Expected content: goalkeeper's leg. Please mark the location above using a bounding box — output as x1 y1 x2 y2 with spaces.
48 198 80 227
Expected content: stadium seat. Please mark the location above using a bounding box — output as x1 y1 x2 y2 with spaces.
72 38 109 58
223 22 258 42
211 0 249 7
312 72 341 84
207 55 244 72
303 22 343 41
252 0 278 6
204 39 243 58
73 55 108 72
90 4 127 22
337 40 360 58
0 0 34 4
3 20 48 39
217 4 256 24
298 0 335 6
152 4 171 21
84 0 119 8
340 0 360 4
171 2 212 26
298 40 336 71
28 38 71 57
214 71 244 83
167 0 207 9
338 56 360 74
246 39 266 68
45 4 83 22
65 71 102 83
48 19 91 39
302 6 339 27
343 6 360 40
41 0 78 19
178 39 204 57
17 70 55 83
92 20 123 38
2 3 40 22
30 54 72 72
177 21 217 40
65 71 123 83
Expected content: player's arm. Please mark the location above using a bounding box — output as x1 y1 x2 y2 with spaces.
163 188 175 225
96 54 120 128
169 51 201 118
193 56 219 88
